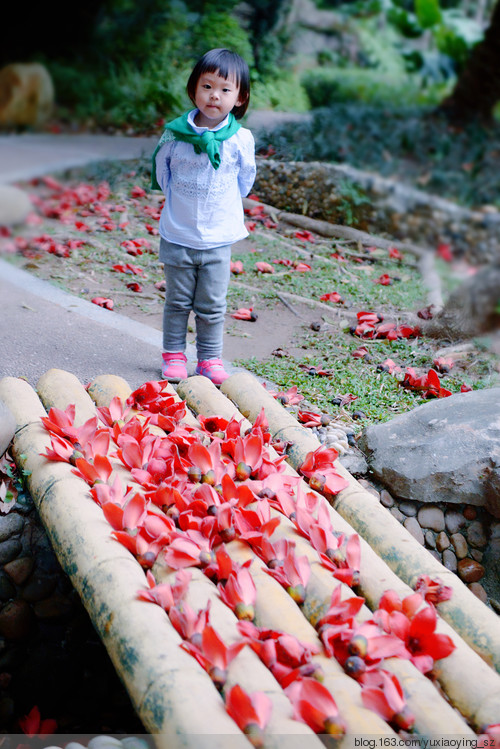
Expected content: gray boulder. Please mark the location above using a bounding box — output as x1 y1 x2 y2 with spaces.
0 400 16 456
0 185 32 226
359 388 500 518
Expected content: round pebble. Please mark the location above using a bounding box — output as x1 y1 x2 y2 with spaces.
466 520 488 549
470 549 483 563
357 480 380 499
445 509 466 535
429 550 442 563
88 737 124 749
457 557 485 583
21 573 57 603
3 556 34 585
468 582 488 603
398 500 418 517
390 507 405 523
0 514 24 543
0 599 34 640
425 530 436 549
463 505 477 520
417 505 445 532
0 539 22 566
450 533 468 559
33 593 73 619
380 489 394 508
443 548 458 572
436 531 450 552
0 572 16 602
403 517 425 545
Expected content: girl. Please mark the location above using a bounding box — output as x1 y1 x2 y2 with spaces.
152 48 256 385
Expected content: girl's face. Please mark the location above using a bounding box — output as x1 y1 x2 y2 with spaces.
193 70 243 128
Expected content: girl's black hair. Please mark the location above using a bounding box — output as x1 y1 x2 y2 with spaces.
186 48 250 119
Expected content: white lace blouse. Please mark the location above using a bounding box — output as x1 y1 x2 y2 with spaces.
154 110 256 250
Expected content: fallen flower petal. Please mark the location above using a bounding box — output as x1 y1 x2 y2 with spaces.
361 670 415 730
433 357 454 373
91 297 114 310
231 307 258 321
388 246 403 260
374 274 394 286
225 684 272 747
255 261 274 273
126 282 143 292
320 292 344 304
437 243 453 262
285 678 345 735
19 705 57 737
294 262 312 272
414 575 453 605
230 260 245 274
294 230 315 243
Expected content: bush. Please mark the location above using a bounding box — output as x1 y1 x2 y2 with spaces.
251 71 310 112
189 10 254 64
300 66 447 109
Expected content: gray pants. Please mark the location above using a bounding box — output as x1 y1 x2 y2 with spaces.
160 238 231 360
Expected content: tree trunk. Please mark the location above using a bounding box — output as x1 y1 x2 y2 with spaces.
438 0 500 123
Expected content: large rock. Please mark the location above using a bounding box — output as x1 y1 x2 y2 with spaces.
0 185 32 226
358 388 500 518
0 62 54 127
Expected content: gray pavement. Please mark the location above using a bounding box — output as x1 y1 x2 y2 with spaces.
0 132 248 391
0 133 157 184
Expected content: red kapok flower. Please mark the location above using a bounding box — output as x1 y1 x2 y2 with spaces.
361 669 415 730
92 296 114 310
414 575 453 606
181 624 246 690
19 705 57 737
231 307 258 321
225 685 272 748
285 678 345 735
299 445 349 497
374 274 394 286
230 260 245 275
218 560 257 620
320 292 344 304
255 261 274 273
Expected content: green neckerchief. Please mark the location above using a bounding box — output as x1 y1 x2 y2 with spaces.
150 111 241 190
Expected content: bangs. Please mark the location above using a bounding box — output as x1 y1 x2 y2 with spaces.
187 48 251 119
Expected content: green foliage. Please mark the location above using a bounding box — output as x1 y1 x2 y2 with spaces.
251 72 310 112
385 0 484 75
415 0 442 29
189 10 254 63
336 179 371 225
300 66 437 108
92 0 191 66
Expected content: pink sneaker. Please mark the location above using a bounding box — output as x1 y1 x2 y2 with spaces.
162 352 188 382
195 358 230 386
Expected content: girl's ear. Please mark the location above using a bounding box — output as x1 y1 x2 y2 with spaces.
236 91 247 107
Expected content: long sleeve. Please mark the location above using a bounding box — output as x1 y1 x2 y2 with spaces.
237 129 256 197
155 142 172 193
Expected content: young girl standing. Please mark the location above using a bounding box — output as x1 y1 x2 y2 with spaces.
152 48 256 385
